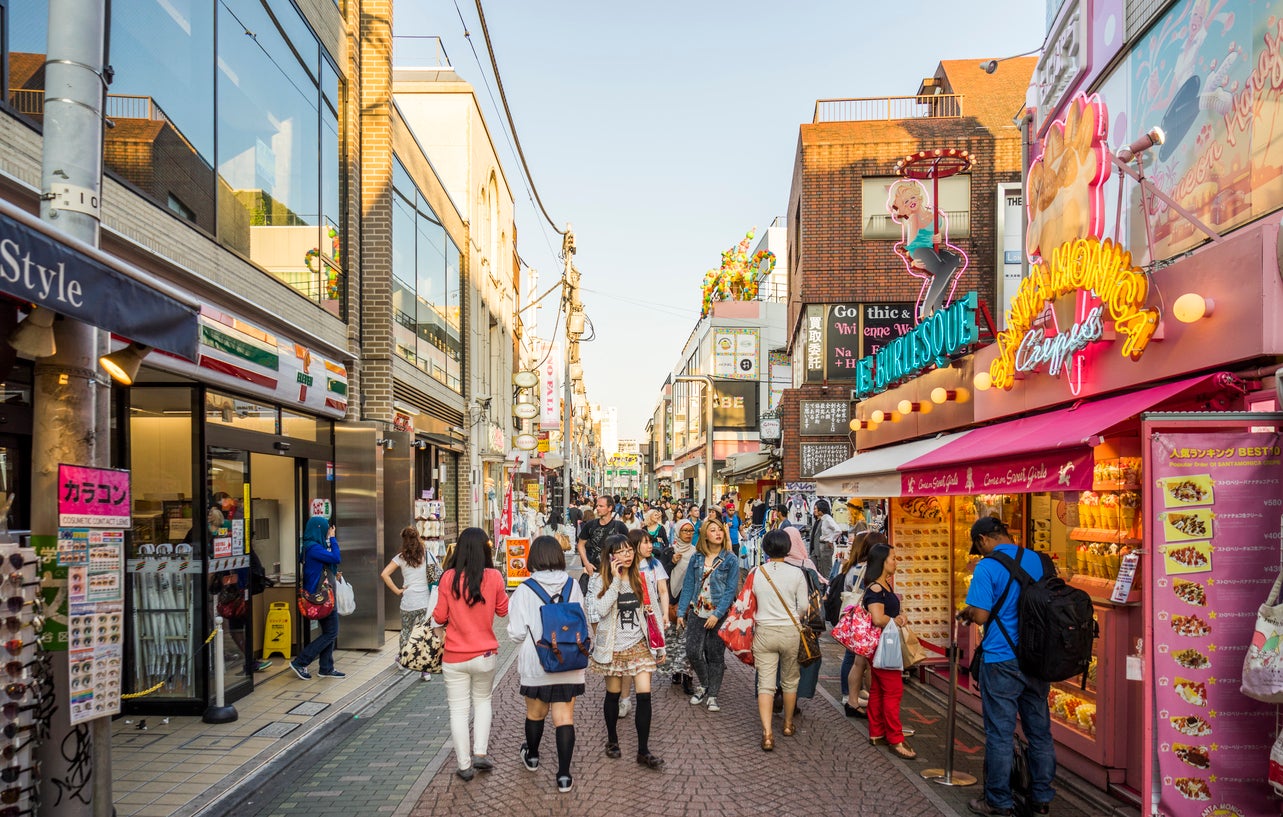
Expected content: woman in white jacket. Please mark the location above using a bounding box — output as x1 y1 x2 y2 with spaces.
507 536 587 794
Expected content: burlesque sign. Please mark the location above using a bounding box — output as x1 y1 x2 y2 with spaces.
854 291 978 398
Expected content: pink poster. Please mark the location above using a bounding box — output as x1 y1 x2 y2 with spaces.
57 464 131 528
1147 431 1281 817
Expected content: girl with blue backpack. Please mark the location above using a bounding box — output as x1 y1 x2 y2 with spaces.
507 535 587 794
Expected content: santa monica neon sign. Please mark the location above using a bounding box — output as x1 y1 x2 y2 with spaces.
990 237 1159 391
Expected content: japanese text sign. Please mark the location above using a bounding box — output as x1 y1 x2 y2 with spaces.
58 464 131 528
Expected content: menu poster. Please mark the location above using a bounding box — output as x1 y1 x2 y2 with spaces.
1148 432 1281 817
505 538 530 587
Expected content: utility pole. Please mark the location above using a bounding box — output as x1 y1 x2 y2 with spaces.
35 2 111 816
561 225 577 519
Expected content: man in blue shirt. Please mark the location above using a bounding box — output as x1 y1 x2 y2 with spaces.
959 517 1056 817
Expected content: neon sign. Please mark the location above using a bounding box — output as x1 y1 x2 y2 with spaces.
990 237 1160 392
855 291 978 398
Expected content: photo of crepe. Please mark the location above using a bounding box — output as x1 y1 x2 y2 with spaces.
1174 777 1211 801
1173 744 1211 770
1163 542 1213 576
1173 648 1210 669
1172 579 1207 606
1158 474 1214 508
1171 614 1211 637
1174 677 1207 706
1160 509 1214 542
1170 714 1212 737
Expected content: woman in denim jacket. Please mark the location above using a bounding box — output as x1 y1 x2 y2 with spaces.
676 518 737 713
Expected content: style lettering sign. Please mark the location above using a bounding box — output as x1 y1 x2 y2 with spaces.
853 292 979 399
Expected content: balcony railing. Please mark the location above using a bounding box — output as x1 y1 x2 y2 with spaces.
9 89 174 122
393 35 452 70
814 94 963 123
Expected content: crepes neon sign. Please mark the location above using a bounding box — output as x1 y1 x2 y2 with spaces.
990 236 1159 392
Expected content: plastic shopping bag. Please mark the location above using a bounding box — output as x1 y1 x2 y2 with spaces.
873 619 904 670
335 575 356 616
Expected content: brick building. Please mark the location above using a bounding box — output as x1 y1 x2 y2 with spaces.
780 58 1035 484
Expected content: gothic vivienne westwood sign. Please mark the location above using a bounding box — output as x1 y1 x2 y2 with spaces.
853 291 978 398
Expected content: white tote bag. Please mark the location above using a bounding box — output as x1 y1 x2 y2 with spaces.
873 619 904 670
334 575 357 616
1241 525 1283 704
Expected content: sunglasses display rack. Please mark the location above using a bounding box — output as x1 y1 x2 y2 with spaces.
1 544 47 817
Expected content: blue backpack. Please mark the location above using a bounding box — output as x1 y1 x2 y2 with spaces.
523 578 592 673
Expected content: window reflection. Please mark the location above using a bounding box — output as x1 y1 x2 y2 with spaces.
5 0 344 313
206 391 278 435
392 157 462 393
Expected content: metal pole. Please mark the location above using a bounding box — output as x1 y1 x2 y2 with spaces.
35 2 111 815
202 618 237 723
921 618 977 786
561 226 576 519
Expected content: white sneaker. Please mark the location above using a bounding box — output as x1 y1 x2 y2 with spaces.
420 671 431 682
619 697 632 717
705 696 720 712
689 688 706 705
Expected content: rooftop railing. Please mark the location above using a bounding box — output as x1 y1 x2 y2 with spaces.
813 94 963 123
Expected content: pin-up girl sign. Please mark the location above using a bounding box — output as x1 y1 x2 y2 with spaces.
889 149 973 322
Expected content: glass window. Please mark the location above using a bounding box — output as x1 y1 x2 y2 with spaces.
319 60 342 316
280 410 320 442
206 391 278 435
862 175 971 240
391 156 463 394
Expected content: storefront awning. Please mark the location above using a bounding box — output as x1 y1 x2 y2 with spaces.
813 431 971 497
899 373 1234 496
720 451 775 482
0 199 199 359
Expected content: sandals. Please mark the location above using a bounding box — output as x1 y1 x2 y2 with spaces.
782 723 796 737
889 742 918 760
761 734 774 751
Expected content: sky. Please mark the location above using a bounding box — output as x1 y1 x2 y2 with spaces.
394 1 1051 442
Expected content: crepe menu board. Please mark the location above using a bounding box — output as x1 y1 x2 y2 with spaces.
1148 432 1281 817
891 496 952 652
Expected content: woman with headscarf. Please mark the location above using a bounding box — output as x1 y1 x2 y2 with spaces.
658 518 695 693
290 516 344 680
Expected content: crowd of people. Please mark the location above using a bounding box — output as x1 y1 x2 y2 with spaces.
284 493 1057 815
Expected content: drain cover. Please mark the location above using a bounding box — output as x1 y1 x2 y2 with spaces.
288 701 330 717
251 722 299 739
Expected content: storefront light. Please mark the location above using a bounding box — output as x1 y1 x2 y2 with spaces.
897 400 930 415
974 371 992 391
1172 293 1214 324
930 387 969 404
870 409 886 423
100 342 152 385
9 307 56 359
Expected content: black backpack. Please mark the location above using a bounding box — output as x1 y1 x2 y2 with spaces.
987 547 1098 685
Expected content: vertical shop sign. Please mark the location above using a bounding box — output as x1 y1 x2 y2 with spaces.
804 305 825 383
541 341 561 431
56 464 130 723
1147 431 1281 817
825 304 862 379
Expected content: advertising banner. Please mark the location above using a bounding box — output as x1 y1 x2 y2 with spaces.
712 328 759 380
541 341 561 431
1147 431 1281 817
504 538 531 588
901 449 1093 496
712 380 759 430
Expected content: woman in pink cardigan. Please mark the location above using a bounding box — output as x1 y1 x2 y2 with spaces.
432 527 509 781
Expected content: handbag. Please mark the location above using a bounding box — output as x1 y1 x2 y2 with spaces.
640 578 665 652
900 622 927 668
298 575 335 620
832 603 880 658
334 574 356 616
717 568 758 665
873 619 904 670
760 563 822 668
1242 528 1283 704
216 588 247 620
398 622 443 673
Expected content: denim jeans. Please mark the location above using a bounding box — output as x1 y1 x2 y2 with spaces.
685 611 726 696
443 653 498 770
295 610 339 673
840 649 855 697
979 659 1056 809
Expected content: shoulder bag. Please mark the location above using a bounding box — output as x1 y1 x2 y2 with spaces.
760 563 822 668
298 570 335 620
717 568 758 665
399 622 444 673
639 577 666 653
1242 524 1283 704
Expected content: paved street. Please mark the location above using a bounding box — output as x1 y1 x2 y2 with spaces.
210 618 1134 817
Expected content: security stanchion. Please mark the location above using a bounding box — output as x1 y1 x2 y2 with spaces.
921 617 977 786
203 616 239 724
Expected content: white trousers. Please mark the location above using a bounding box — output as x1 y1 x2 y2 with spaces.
441 653 498 769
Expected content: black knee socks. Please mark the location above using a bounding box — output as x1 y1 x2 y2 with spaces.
525 717 545 758
555 724 575 777
604 690 620 743
635 692 652 755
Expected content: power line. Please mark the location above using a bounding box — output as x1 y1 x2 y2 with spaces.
471 0 564 235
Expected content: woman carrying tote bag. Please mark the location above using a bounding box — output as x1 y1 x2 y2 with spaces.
862 542 915 760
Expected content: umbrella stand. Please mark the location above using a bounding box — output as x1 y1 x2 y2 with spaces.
920 617 978 787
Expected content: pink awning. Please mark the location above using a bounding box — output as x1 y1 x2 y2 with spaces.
899 373 1237 496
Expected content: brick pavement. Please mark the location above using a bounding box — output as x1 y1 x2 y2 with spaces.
407 652 950 817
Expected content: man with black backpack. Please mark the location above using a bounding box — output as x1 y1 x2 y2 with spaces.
958 517 1057 817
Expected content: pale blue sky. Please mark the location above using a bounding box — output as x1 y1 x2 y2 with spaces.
394 1 1050 441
